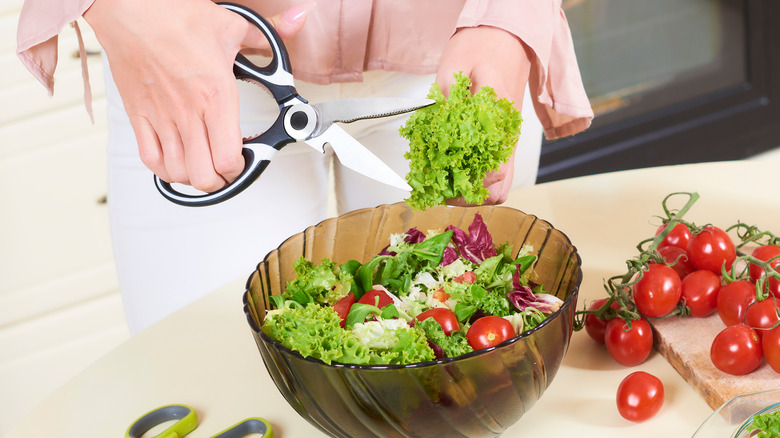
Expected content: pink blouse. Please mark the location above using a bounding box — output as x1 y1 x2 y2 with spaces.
17 0 593 139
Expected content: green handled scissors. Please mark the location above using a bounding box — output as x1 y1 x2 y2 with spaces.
125 404 272 438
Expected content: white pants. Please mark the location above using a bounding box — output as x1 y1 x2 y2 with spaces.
103 59 543 334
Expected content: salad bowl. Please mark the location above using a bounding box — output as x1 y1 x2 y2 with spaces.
243 202 582 438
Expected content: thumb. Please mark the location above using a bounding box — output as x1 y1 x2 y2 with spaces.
242 2 314 48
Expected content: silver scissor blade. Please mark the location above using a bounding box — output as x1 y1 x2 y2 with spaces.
305 125 412 191
310 97 434 137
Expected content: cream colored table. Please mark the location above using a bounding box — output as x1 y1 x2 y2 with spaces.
6 161 777 438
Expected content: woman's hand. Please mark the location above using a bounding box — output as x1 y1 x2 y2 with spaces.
84 0 309 192
436 26 533 205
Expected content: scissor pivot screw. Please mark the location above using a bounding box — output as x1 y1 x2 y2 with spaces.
284 104 317 140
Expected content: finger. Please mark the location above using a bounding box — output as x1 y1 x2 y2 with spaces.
179 115 228 193
267 2 315 40
204 82 245 184
131 115 171 182
156 121 190 185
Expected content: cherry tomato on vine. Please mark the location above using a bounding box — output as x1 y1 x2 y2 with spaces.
584 298 620 344
633 264 682 318
716 280 757 326
710 324 762 375
744 298 780 340
616 371 665 422
763 326 780 374
749 245 780 299
686 226 736 274
466 316 515 350
656 222 692 251
605 318 653 366
333 292 356 327
655 246 695 279
680 270 721 317
416 308 460 336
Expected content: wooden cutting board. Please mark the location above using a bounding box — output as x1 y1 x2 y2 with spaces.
651 314 780 410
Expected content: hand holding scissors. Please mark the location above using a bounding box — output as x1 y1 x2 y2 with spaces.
155 3 434 207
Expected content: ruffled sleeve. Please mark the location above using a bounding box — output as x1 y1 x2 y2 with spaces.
456 0 593 139
17 0 96 118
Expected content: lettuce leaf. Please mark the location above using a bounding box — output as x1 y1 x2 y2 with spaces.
400 72 522 210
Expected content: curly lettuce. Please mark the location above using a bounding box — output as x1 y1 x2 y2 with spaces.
400 72 522 210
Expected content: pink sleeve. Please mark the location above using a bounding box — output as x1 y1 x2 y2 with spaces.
16 0 95 96
457 0 593 139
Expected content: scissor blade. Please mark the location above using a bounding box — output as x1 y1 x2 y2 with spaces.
310 97 434 137
305 125 412 191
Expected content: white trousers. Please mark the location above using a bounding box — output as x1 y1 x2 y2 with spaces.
102 58 543 334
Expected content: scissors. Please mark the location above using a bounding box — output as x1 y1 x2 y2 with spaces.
125 404 272 438
154 2 434 207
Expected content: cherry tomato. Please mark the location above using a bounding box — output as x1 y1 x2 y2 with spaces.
744 299 780 340
358 288 394 309
453 271 476 284
584 298 620 344
605 318 653 367
466 316 515 350
633 264 682 318
680 270 721 317
763 326 780 374
716 280 757 326
333 292 355 328
710 324 762 375
686 226 736 274
616 371 665 422
656 222 692 251
416 308 460 336
655 246 695 279
749 245 780 299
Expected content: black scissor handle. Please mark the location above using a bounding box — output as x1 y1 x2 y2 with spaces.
155 3 306 207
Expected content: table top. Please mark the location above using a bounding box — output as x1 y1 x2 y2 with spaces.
6 160 778 438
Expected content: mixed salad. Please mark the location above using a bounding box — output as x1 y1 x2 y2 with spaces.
261 213 564 366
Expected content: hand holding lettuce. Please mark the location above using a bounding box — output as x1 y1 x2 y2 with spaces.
400 72 522 210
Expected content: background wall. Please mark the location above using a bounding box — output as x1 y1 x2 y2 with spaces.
0 2 129 434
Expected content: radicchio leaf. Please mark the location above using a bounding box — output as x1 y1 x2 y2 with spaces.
507 285 563 314
446 213 496 264
380 227 427 255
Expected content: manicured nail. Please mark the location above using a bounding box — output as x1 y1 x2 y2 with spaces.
282 1 316 24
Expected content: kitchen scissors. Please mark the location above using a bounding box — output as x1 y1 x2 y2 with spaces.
155 2 434 207
125 404 272 438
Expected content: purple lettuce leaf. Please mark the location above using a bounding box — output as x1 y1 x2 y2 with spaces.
380 227 427 256
445 213 496 264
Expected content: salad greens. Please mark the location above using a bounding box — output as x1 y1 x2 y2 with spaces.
400 72 522 210
261 213 563 366
747 409 780 438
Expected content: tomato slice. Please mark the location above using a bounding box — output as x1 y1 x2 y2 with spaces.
466 316 515 350
357 288 394 309
416 308 460 335
332 292 355 328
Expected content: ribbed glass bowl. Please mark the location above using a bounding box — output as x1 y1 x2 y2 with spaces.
243 202 582 438
693 389 780 437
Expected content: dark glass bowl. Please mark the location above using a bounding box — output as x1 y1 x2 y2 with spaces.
243 202 582 438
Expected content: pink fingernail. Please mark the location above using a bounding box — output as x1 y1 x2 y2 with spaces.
282 1 316 24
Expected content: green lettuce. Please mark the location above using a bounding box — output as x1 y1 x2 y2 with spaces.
417 318 474 359
262 303 434 365
400 72 522 210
